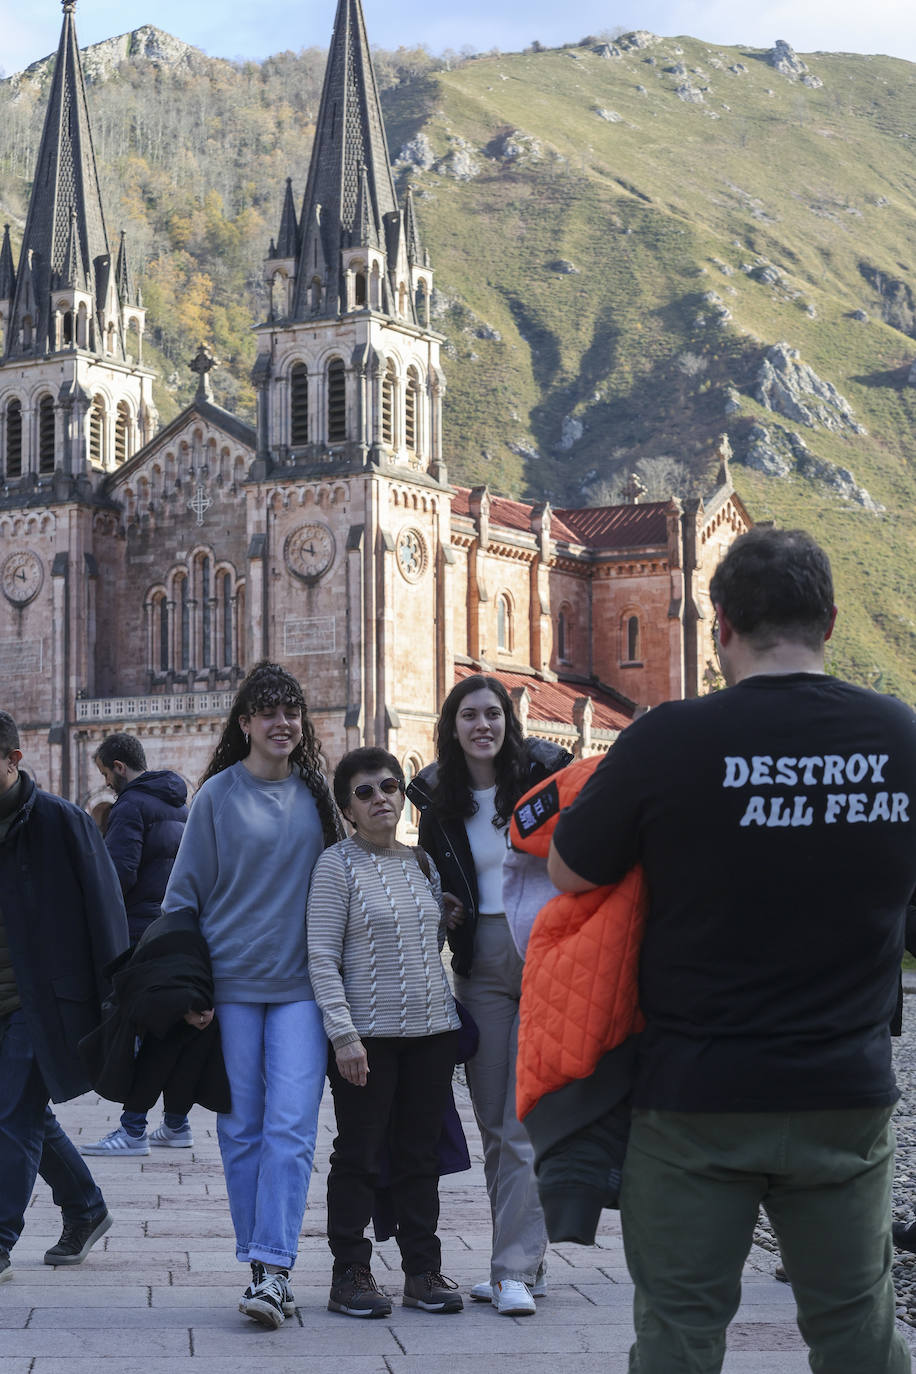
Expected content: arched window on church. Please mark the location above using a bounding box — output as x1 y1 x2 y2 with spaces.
200 555 212 668
89 395 105 466
290 363 309 446
327 358 347 442
62 310 73 346
398 282 407 317
415 280 428 327
77 303 88 349
497 593 512 654
22 316 33 349
5 400 22 478
115 402 130 465
154 594 169 672
310 277 322 314
370 263 381 309
405 367 420 455
178 576 190 671
106 322 115 356
557 606 571 663
38 396 55 474
625 614 641 664
220 571 233 667
354 270 367 307
382 362 396 447
235 582 246 670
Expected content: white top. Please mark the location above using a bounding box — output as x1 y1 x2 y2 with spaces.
465 786 507 913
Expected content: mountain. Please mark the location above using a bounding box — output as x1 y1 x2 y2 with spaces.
1 28 916 697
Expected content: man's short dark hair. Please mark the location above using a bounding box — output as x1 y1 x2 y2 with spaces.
94 733 148 773
333 747 405 811
709 527 834 652
0 711 20 756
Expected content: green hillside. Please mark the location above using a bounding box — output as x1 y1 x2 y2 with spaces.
2 29 916 697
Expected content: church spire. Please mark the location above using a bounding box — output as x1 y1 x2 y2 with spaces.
271 178 299 260
0 226 15 302
292 0 399 317
6 0 117 358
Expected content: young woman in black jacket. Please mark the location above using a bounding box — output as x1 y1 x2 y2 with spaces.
406 675 570 1316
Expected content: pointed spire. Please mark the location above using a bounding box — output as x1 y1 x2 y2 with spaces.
272 178 298 259
403 185 421 265
354 165 380 250
0 225 15 301
293 0 398 316
6 0 113 357
60 206 88 291
115 229 135 306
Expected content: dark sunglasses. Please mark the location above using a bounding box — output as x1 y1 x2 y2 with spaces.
351 778 402 801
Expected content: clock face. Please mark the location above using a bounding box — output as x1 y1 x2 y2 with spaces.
285 522 336 583
2 550 44 606
396 527 427 582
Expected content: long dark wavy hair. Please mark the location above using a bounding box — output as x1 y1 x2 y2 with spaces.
200 661 341 845
432 674 527 828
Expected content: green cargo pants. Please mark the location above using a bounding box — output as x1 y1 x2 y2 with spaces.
620 1105 910 1373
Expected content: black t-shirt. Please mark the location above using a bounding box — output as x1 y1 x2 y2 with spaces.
552 674 916 1112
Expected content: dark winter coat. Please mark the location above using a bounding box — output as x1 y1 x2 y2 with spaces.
0 771 129 1102
407 739 573 976
79 909 231 1116
104 771 188 941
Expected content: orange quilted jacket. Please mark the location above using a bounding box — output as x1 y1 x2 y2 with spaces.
512 756 647 1122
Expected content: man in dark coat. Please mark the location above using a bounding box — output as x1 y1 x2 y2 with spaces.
0 711 129 1284
81 732 191 1156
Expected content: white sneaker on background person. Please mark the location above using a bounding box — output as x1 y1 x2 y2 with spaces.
470 1264 547 1304
79 1126 149 1156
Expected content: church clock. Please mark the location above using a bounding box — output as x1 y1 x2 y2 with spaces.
285 522 336 583
2 550 44 606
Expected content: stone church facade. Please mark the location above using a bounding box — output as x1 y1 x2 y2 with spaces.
0 0 750 829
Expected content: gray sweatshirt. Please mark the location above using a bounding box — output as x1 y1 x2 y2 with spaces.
162 762 324 1003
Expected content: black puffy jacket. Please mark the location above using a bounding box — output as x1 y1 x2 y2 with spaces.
407 739 572 976
104 771 188 940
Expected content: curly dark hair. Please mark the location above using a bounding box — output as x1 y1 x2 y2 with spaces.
432 674 527 828
200 661 341 845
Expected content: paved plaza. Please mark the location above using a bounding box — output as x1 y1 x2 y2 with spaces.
2 1080 912 1373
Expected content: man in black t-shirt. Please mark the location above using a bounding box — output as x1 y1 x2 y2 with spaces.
549 528 916 1374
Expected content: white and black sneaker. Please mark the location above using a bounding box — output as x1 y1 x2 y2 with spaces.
239 1264 295 1329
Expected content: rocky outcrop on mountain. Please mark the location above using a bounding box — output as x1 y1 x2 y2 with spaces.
5 25 206 91
436 136 481 181
617 32 659 51
485 129 543 163
859 263 916 337
754 343 865 433
397 133 436 171
766 40 823 89
741 423 882 509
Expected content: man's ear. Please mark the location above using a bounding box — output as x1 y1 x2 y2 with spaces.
824 605 838 642
714 603 735 648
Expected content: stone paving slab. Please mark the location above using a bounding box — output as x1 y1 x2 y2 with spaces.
2 1086 912 1372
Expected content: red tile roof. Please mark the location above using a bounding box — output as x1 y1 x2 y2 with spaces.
552 502 670 550
450 487 669 550
454 664 632 733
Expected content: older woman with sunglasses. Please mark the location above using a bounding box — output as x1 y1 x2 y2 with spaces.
307 747 464 1320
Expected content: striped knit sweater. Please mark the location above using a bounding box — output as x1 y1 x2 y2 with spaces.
307 833 460 1049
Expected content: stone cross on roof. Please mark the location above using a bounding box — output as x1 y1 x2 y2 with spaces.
189 344 219 402
622 471 648 505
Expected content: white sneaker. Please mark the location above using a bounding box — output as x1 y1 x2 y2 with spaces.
471 1267 547 1303
80 1127 149 1156
149 1121 194 1148
494 1279 536 1315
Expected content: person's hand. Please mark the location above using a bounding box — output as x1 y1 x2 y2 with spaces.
336 1039 369 1086
442 892 465 929
184 1008 214 1031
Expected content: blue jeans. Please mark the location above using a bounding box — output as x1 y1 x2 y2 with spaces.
120 1109 189 1137
0 1010 106 1255
215 1000 327 1270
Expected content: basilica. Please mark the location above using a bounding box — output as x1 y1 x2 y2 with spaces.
0 0 750 827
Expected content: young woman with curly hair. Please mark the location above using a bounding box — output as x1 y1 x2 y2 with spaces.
406 675 571 1316
162 662 342 1329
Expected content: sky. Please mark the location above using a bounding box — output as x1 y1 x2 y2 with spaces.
1 0 915 77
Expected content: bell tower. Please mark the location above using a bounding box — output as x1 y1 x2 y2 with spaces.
0 0 157 485
252 0 444 481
